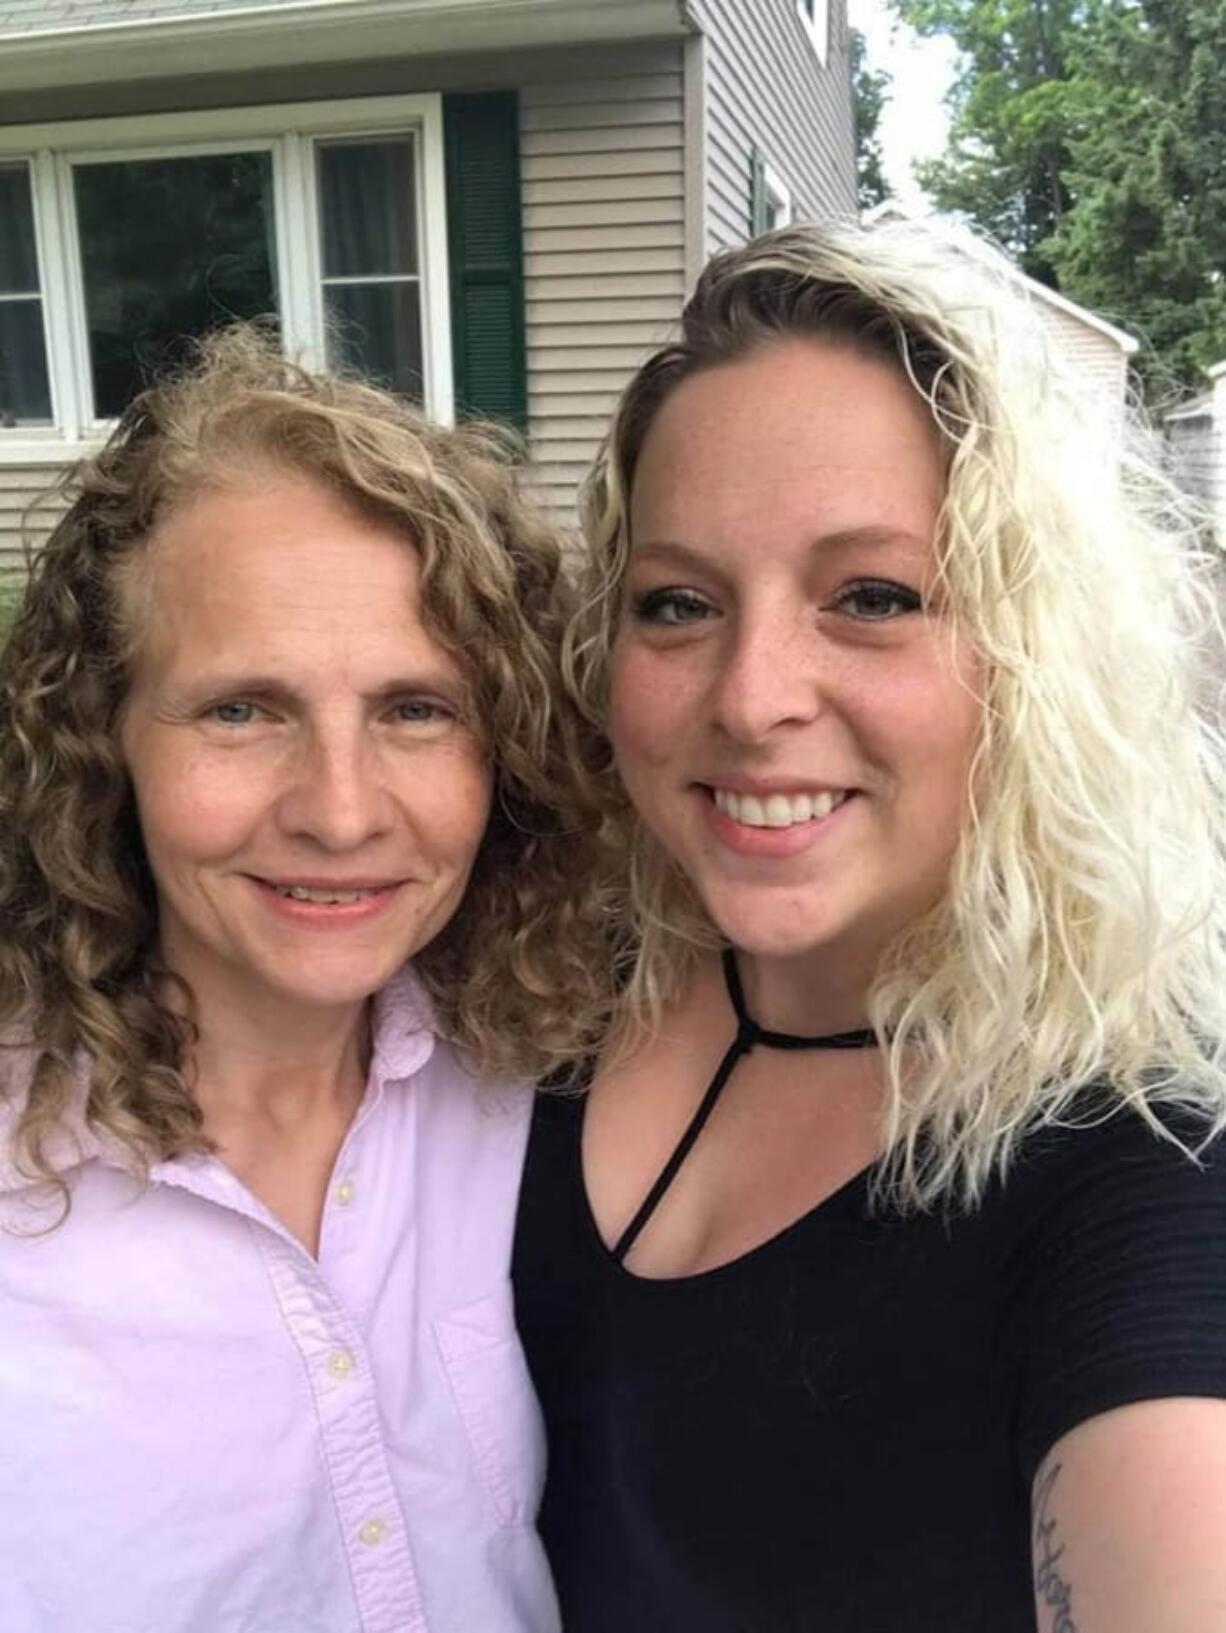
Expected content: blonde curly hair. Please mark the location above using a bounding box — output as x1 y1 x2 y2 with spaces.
0 324 614 1187
567 219 1226 1210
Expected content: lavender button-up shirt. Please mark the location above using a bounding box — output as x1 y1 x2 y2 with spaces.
0 969 560 1633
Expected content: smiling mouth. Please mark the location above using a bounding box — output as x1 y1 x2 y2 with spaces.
709 788 852 829
254 880 399 906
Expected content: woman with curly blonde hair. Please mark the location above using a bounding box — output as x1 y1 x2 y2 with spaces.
513 222 1226 1632
0 326 609 1633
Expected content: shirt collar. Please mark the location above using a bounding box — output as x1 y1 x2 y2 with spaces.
0 1047 108 1194
369 963 438 1085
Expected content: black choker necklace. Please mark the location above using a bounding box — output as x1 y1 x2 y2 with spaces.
721 948 877 1053
611 949 878 1263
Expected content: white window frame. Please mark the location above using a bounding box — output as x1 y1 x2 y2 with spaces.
762 161 794 231
0 94 453 465
796 0 830 67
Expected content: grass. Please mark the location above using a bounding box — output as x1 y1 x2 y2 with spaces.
0 574 25 635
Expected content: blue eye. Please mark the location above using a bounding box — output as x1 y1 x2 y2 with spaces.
832 579 923 621
393 698 453 725
632 588 715 626
209 700 258 725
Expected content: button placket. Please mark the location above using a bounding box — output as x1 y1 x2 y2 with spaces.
253 1227 426 1633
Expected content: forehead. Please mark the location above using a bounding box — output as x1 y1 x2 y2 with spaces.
130 477 458 681
629 337 946 550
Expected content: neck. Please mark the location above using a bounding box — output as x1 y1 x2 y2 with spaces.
191 1009 370 1130
165 968 372 1130
731 944 877 1038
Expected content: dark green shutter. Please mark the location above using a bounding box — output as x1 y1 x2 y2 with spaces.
444 91 527 432
750 146 768 237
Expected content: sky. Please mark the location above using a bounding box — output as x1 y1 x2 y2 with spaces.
845 0 960 209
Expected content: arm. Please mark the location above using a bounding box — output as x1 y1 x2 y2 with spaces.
1031 1398 1226 1633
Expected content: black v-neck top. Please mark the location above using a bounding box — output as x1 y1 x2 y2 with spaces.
512 1088 1226 1633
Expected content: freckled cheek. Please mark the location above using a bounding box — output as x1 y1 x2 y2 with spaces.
872 669 981 828
131 763 280 869
389 753 493 865
608 646 700 771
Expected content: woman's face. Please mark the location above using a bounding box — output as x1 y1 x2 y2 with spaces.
119 475 492 1020
609 336 982 975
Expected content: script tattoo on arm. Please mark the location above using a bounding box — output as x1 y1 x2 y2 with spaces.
1032 1460 1079 1633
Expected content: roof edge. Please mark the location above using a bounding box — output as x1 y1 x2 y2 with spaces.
862 201 1139 356
0 0 693 93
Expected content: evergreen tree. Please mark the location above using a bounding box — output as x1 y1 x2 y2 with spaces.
888 0 1226 392
1050 0 1226 390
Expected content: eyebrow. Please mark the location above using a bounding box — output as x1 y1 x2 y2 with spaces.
165 671 468 707
630 525 932 569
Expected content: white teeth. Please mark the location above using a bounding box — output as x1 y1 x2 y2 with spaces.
713 789 847 828
276 885 373 904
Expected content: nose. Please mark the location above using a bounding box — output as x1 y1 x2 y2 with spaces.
276 724 396 852
710 605 824 744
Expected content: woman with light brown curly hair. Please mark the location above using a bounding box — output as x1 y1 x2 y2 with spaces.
0 326 608 1633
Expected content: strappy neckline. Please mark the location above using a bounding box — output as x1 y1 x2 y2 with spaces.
610 951 878 1265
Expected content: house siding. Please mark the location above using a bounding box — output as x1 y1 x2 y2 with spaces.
0 40 687 549
1033 298 1130 431
1166 412 1220 513
1165 368 1226 546
520 44 686 520
0 466 61 575
688 0 856 253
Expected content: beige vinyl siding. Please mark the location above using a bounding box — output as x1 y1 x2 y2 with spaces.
0 466 60 576
1035 299 1130 427
688 0 856 253
1 40 687 550
521 45 686 521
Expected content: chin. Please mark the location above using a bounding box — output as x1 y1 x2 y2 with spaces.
261 960 399 1012
703 905 844 962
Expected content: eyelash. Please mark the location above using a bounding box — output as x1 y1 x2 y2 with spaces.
631 588 716 625
630 578 923 627
392 698 456 725
206 699 262 727
203 697 457 727
831 579 923 620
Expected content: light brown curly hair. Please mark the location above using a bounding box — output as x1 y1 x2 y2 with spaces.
0 324 616 1187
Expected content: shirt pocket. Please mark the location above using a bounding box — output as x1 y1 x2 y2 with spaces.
433 1280 547 1529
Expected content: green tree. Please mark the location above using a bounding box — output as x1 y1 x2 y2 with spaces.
887 0 1088 282
888 0 1226 393
1050 0 1226 391
851 27 893 210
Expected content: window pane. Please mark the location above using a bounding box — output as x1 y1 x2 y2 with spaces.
0 163 40 294
325 281 422 402
318 138 418 279
73 150 278 419
0 299 53 426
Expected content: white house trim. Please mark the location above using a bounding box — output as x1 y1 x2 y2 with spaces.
0 0 699 94
0 92 454 462
795 0 830 67
762 160 794 230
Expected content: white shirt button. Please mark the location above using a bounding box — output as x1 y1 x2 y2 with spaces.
327 1350 355 1380
335 1177 356 1206
357 1516 388 1547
